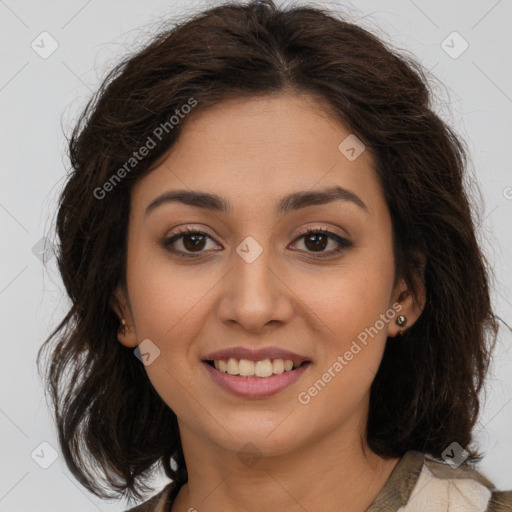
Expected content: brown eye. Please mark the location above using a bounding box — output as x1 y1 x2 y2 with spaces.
303 232 329 252
162 226 352 259
292 228 353 257
181 232 207 251
163 228 218 257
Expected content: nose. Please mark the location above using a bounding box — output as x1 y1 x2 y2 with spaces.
216 246 294 334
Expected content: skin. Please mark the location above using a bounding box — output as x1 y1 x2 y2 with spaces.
113 92 425 512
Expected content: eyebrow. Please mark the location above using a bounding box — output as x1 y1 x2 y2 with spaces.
144 185 368 217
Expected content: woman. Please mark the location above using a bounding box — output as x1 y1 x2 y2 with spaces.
37 1 512 510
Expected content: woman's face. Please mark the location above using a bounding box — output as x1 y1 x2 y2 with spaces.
115 93 418 458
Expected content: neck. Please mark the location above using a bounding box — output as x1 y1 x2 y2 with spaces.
171 423 400 512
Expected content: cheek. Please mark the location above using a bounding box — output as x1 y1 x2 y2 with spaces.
125 251 207 412
296 244 396 409
300 249 395 345
296 284 394 421
126 241 213 340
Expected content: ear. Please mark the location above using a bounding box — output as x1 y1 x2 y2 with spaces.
388 258 426 338
110 284 138 348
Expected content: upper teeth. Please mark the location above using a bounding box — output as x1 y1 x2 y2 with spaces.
213 358 301 377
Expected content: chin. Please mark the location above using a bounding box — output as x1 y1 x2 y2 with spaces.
215 421 304 458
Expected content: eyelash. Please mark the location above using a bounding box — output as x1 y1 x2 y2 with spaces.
162 226 353 259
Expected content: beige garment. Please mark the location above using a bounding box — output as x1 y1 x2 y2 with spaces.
126 451 512 511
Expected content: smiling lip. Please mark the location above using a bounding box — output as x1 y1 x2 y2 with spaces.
203 346 310 364
202 346 311 398
203 360 311 398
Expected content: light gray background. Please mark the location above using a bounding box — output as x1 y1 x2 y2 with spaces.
0 0 511 511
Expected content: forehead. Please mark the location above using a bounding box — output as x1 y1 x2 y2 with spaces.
131 93 385 218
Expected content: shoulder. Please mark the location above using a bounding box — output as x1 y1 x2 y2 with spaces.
487 491 512 512
400 452 512 512
124 482 177 512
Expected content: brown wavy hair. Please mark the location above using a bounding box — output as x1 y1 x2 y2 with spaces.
37 0 499 503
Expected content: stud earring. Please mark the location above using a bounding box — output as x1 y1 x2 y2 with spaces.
117 318 126 334
396 314 407 335
396 315 407 327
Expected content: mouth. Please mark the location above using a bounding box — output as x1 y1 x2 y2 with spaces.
202 358 310 378
201 357 312 398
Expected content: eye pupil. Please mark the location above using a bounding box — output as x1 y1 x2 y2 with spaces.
305 233 327 251
183 233 206 251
